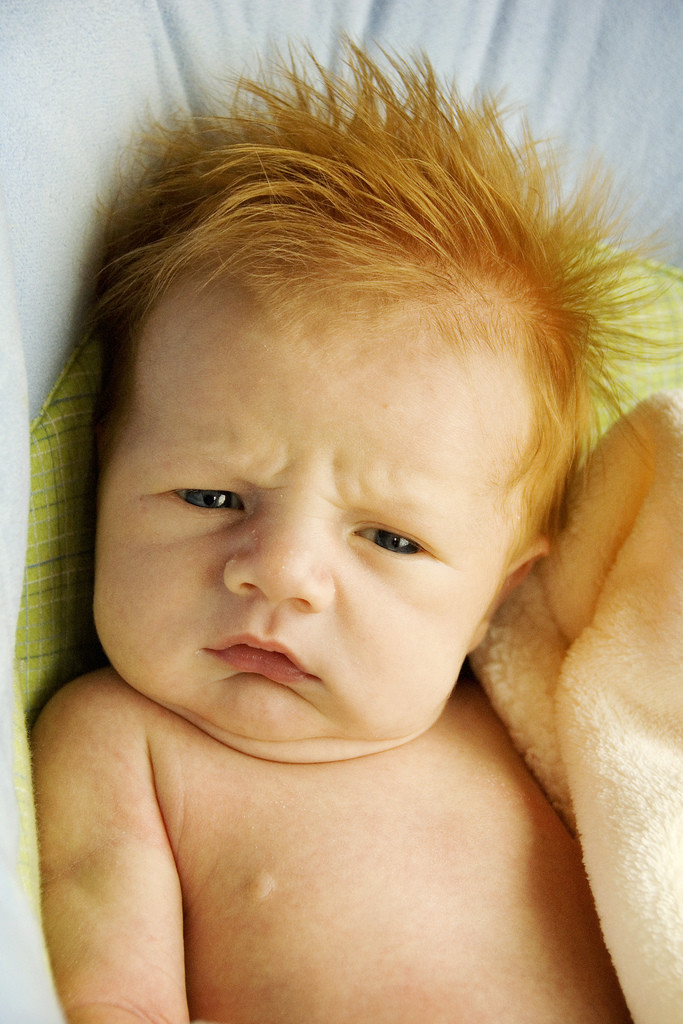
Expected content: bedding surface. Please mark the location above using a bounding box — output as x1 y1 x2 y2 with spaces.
471 388 683 1024
0 190 64 1023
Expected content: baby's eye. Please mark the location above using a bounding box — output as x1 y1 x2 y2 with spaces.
176 490 244 510
360 528 422 555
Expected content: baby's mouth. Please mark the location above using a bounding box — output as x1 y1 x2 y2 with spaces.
208 642 318 686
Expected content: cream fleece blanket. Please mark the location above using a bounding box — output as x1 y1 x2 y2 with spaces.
471 390 683 1024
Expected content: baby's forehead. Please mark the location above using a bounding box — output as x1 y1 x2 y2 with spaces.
136 273 523 375
133 280 532 471
145 273 528 401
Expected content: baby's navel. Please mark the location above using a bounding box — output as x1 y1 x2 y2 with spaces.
249 871 276 901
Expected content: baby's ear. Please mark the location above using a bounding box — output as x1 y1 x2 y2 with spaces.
467 536 549 652
499 535 550 602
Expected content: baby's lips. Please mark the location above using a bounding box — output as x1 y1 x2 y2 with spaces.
208 641 318 685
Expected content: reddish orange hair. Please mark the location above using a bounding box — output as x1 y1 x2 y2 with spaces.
94 43 651 553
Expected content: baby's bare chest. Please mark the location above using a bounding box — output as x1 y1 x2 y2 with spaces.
176 757 484 1022
147 693 627 1024
150 704 537 1023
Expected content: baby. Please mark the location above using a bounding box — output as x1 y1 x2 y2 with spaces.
32 46 639 1023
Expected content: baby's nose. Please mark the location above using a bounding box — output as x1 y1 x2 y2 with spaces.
222 514 336 612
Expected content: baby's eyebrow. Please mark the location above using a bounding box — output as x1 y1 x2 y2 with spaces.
344 475 468 533
165 435 289 481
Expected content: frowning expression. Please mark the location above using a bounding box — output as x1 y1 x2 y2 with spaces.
94 280 543 762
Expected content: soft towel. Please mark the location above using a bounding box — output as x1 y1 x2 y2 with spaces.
471 390 683 1024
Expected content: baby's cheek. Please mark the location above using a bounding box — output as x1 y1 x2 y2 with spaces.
93 553 154 664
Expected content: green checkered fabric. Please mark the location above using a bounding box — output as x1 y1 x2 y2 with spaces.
15 333 105 723
12 258 683 908
14 331 105 907
615 259 683 403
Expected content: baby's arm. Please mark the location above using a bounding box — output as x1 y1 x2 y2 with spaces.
32 671 190 1024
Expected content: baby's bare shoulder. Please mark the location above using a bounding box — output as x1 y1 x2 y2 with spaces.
31 669 162 836
33 668 159 751
32 669 179 883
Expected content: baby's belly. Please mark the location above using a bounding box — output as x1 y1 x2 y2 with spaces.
183 840 470 1024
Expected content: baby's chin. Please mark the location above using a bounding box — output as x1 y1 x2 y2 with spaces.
148 685 450 764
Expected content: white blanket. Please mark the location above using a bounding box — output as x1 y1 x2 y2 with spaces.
471 391 683 1024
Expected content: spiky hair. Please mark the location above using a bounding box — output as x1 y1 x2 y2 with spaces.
94 42 649 551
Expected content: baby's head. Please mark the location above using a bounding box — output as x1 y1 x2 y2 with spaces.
91 46 645 760
94 44 641 561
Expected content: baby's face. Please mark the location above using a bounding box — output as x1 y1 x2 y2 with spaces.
94 281 542 762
